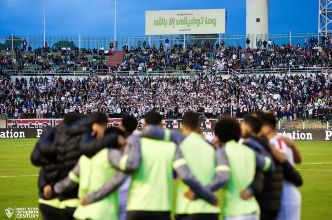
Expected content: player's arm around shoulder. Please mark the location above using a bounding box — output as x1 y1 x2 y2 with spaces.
207 146 230 192
140 126 185 144
255 150 275 172
108 134 141 172
82 171 128 206
281 136 302 164
53 162 80 196
173 145 218 206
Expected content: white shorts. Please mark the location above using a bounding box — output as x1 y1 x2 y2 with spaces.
279 182 301 220
278 204 301 220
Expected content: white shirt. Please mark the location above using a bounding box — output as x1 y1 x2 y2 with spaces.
270 134 295 165
270 135 301 208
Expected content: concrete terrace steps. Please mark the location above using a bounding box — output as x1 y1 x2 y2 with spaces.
107 51 125 67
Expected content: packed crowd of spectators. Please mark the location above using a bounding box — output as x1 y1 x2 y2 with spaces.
0 41 109 73
1 36 332 74
118 37 331 73
1 37 331 121
1 73 331 121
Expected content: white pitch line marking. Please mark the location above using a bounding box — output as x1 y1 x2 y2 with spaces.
0 174 38 178
297 169 332 172
302 162 332 165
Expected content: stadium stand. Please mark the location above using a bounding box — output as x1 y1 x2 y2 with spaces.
0 72 331 120
1 38 331 121
118 41 329 73
0 37 331 74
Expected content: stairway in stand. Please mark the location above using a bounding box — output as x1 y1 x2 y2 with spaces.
106 51 125 67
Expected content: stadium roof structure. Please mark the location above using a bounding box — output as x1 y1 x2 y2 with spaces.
318 0 332 39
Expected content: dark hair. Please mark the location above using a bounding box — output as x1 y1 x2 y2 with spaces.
122 115 138 134
243 114 262 134
63 113 83 125
250 111 265 119
105 127 125 136
214 117 241 143
145 111 162 125
104 127 125 149
260 112 277 130
182 111 199 130
91 112 108 125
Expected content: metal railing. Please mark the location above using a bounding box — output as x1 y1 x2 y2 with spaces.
0 33 317 50
3 67 332 77
279 120 331 130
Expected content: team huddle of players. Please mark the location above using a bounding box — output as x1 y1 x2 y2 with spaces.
31 111 303 220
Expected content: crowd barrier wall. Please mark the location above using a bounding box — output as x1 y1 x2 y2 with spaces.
1 119 331 141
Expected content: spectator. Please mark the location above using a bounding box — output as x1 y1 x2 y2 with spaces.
0 73 331 120
22 39 27 51
246 38 251 48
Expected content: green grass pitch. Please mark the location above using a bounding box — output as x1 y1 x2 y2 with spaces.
0 139 331 220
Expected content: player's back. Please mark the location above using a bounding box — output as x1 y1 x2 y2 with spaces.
269 135 301 220
127 137 176 212
75 148 118 220
175 132 220 214
223 140 259 217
